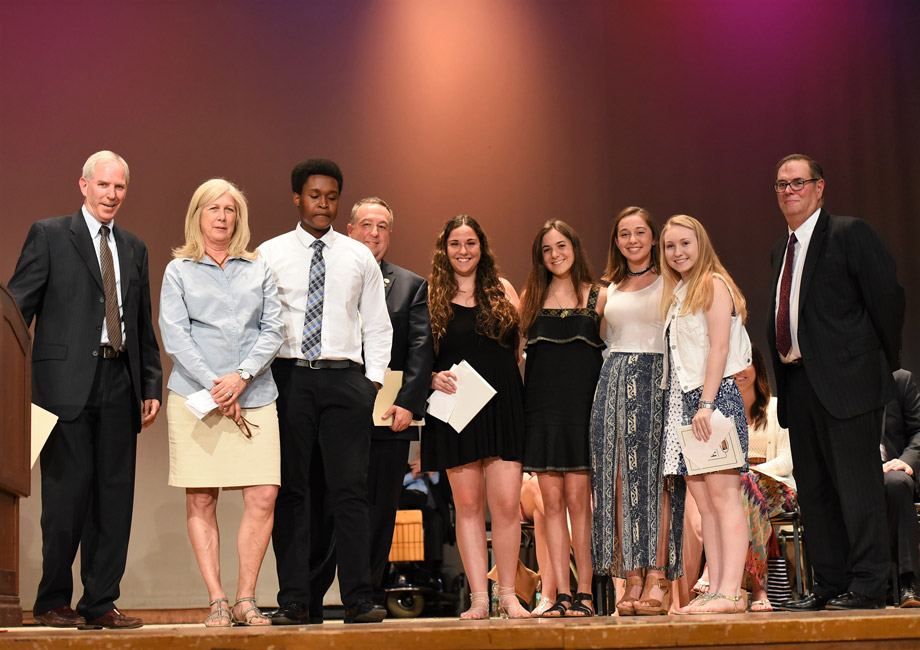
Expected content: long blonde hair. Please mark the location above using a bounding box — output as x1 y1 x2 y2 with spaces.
659 214 746 321
172 178 257 261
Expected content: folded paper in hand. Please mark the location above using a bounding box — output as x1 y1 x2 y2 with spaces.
185 389 219 419
677 409 745 475
426 360 497 433
373 368 425 426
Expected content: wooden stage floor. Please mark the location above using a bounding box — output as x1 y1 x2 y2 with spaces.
3 609 920 650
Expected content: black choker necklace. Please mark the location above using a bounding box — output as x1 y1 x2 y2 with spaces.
626 264 653 277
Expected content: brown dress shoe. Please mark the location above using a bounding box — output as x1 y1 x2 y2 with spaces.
86 608 143 629
34 605 85 627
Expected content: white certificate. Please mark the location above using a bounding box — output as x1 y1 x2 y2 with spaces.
426 360 497 433
677 409 745 475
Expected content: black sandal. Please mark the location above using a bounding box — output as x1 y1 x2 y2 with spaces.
543 593 572 617
566 592 595 617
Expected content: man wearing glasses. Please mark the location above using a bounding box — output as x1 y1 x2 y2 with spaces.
768 154 904 610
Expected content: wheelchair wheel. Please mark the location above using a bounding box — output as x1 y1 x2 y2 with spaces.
386 591 426 618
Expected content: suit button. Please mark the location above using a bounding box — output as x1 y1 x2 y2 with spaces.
99 296 105 303
96 325 102 331
92 350 99 357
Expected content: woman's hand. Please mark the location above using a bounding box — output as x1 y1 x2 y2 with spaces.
431 370 458 394
223 400 242 423
692 407 713 442
212 373 247 410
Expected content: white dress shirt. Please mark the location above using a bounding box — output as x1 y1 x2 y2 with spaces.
258 223 393 385
774 207 821 362
82 205 125 346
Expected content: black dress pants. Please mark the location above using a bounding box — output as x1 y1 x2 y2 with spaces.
785 363 890 600
310 436 411 608
34 355 137 620
884 469 920 577
271 360 376 607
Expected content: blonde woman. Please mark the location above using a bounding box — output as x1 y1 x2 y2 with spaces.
659 214 752 615
159 179 283 626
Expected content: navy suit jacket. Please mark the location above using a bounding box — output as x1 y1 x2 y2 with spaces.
8 209 163 431
377 259 434 441
768 209 903 426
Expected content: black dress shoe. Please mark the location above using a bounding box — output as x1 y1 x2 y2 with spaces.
344 598 387 624
900 574 920 608
775 593 831 611
825 591 885 610
271 601 309 625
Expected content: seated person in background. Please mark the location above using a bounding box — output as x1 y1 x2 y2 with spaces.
882 369 920 608
520 473 561 616
398 458 449 582
687 346 797 612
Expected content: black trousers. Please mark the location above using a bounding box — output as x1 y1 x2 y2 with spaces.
884 469 920 577
310 436 411 609
271 360 376 607
785 364 890 600
34 355 137 620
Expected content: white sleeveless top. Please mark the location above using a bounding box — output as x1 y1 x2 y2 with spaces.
604 275 665 354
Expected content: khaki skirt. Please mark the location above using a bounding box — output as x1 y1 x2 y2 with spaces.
167 390 281 488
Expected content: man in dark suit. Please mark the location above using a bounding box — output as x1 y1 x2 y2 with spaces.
8 151 163 628
768 154 904 611
882 369 920 607
308 197 434 618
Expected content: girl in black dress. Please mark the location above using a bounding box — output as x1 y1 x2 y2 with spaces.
422 215 528 619
519 220 606 617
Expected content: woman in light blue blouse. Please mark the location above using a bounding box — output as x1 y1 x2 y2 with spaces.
159 179 283 627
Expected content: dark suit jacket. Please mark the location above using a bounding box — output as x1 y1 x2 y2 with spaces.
883 369 920 481
768 209 903 426
377 259 434 442
8 209 163 431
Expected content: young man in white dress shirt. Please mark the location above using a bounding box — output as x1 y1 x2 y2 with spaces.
259 158 392 624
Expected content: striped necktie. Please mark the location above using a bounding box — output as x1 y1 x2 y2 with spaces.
301 240 326 359
99 225 123 350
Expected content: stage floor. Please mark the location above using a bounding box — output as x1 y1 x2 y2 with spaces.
3 609 920 650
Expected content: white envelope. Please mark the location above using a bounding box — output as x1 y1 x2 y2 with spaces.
677 409 745 475
426 360 497 433
185 389 219 419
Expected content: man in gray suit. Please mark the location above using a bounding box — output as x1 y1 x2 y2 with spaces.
9 151 162 628
768 154 904 611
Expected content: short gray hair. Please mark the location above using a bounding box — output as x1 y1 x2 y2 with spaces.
82 151 130 185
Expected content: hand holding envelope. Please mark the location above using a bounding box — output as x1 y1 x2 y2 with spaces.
677 409 745 475
427 360 497 433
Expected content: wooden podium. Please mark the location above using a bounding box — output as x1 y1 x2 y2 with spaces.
0 283 31 626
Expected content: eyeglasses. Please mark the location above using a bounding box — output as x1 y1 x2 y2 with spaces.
774 178 819 193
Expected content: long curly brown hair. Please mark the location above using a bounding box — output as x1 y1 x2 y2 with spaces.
429 215 519 353
519 220 595 334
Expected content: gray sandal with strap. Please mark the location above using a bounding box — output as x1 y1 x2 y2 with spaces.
232 597 270 626
205 597 231 627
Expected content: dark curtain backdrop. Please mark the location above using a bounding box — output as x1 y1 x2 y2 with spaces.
2 0 919 380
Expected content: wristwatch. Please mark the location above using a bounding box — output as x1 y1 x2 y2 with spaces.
698 399 716 410
237 369 253 383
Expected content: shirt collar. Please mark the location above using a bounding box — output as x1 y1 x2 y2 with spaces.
294 222 337 248
788 207 821 241
82 205 114 238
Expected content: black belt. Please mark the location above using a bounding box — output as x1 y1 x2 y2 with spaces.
96 345 122 359
277 358 362 370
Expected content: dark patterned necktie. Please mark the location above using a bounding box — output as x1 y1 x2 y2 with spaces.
301 240 326 359
99 225 123 350
776 233 797 357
